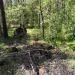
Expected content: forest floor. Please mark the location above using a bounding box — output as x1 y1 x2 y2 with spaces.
0 28 75 75
0 38 75 75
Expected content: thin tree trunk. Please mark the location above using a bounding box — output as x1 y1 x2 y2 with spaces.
0 24 2 37
0 0 8 38
31 3 35 27
39 0 45 39
38 13 40 28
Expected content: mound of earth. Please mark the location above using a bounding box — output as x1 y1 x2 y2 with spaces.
0 43 74 75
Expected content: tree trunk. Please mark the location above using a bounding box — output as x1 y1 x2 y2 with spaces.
0 24 2 37
39 0 45 39
38 13 41 28
0 0 8 38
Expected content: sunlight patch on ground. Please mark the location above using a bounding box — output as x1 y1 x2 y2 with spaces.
27 29 40 35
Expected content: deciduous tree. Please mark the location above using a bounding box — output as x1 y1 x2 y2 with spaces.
0 0 8 38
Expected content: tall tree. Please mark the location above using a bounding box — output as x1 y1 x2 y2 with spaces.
0 0 8 38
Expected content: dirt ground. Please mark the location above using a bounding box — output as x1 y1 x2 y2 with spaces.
0 42 75 75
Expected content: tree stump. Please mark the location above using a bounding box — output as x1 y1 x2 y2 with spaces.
13 27 27 39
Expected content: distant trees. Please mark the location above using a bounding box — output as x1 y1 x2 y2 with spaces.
0 0 8 38
2 0 75 45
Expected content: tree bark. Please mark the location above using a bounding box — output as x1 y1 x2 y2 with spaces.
0 0 8 38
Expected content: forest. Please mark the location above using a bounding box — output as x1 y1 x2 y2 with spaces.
0 0 75 75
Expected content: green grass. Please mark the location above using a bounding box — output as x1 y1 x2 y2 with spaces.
8 28 41 38
0 43 5 48
66 40 75 51
27 28 42 40
68 59 75 69
8 28 16 37
0 38 6 48
67 41 75 45
27 29 40 35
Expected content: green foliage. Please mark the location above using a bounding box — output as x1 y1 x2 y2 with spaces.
4 0 75 51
